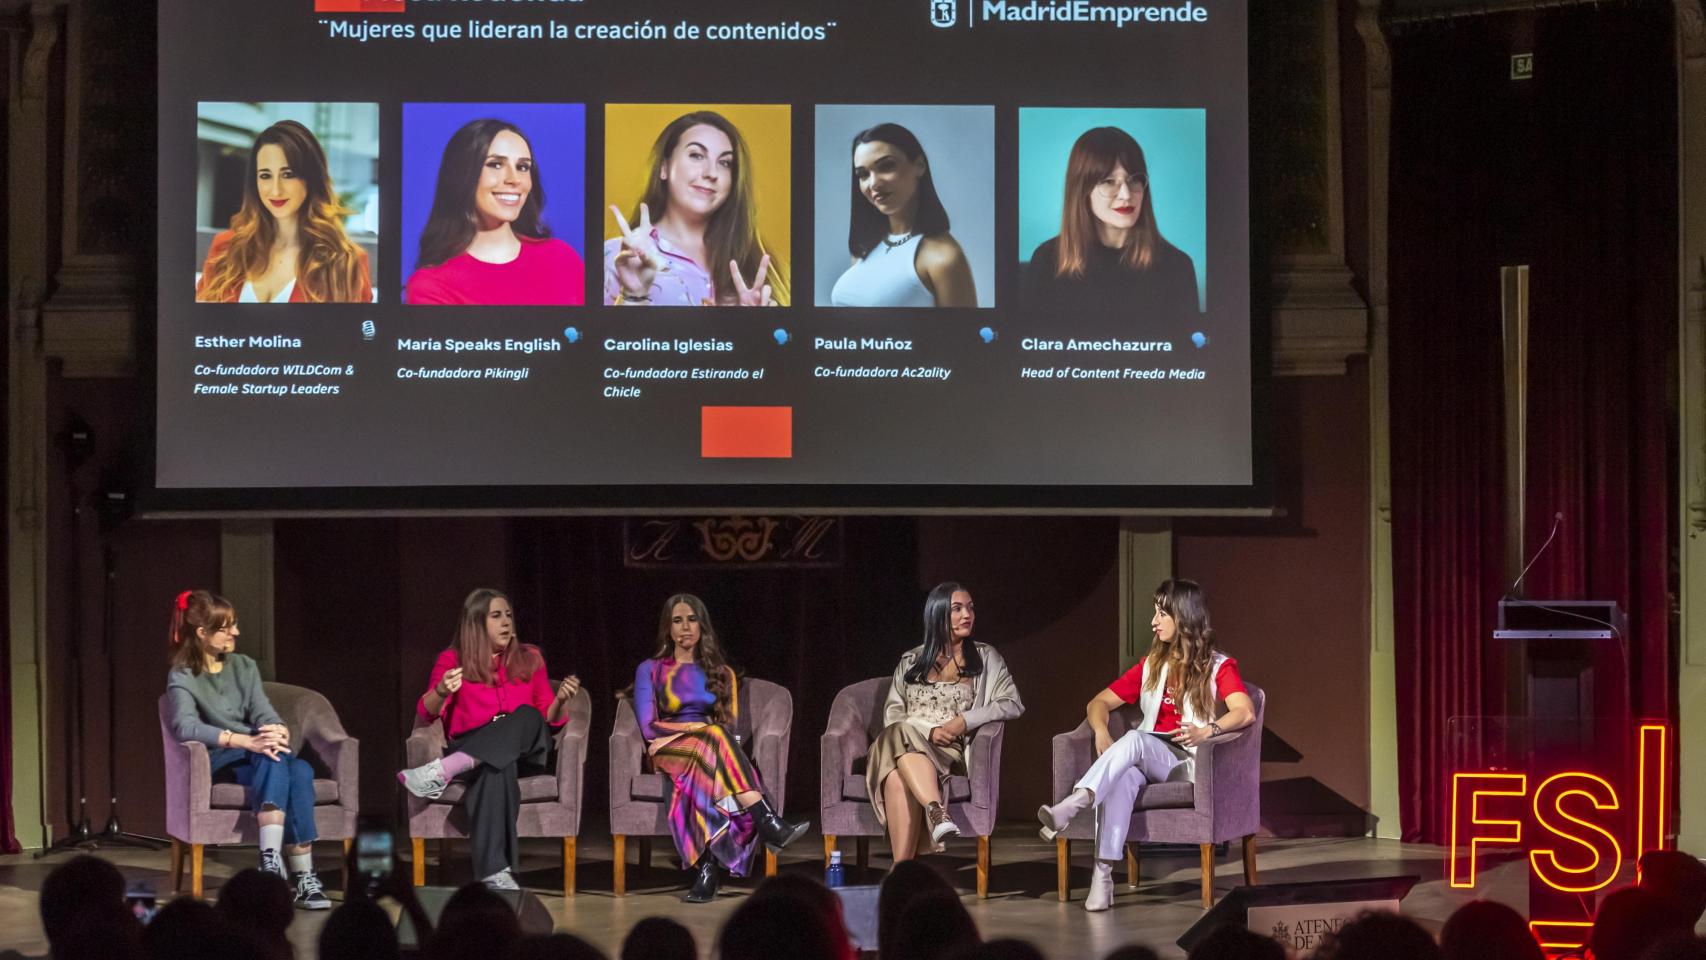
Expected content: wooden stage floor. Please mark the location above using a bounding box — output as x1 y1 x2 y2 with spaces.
0 826 1535 959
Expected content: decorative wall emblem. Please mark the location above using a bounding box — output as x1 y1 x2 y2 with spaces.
624 516 843 568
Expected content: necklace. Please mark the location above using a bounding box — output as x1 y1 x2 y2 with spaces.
881 231 916 250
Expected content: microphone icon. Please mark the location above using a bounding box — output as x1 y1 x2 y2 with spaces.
361 320 376 341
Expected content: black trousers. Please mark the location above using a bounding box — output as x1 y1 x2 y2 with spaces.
446 704 552 879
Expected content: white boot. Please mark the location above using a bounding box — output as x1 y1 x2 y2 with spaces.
1085 859 1115 912
1037 788 1093 840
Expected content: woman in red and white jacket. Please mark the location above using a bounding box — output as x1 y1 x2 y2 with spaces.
1036 578 1256 912
397 588 580 891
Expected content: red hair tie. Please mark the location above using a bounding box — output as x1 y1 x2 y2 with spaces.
176 590 193 611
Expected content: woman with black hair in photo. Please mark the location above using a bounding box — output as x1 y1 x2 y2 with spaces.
1021 126 1198 317
830 123 976 307
405 118 585 305
1036 578 1255 912
631 594 808 902
867 583 1023 862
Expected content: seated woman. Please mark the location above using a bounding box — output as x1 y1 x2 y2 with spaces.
1037 578 1255 911
868 582 1023 862
405 118 585 305
196 120 371 303
164 589 330 909
397 589 582 890
829 123 977 308
633 593 808 902
1019 126 1198 318
605 110 788 306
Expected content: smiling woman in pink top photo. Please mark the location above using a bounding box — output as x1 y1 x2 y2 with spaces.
405 118 585 306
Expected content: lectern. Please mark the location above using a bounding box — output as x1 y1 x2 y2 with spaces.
1495 599 1629 744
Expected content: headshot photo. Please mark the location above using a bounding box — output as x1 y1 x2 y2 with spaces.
603 103 791 307
402 103 586 306
1018 108 1207 318
193 102 378 303
813 105 995 309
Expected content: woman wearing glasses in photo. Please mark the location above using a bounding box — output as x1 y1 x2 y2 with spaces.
829 123 977 308
1020 127 1198 318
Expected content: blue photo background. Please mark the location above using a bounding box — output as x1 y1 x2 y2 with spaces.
1018 107 1207 311
400 102 586 296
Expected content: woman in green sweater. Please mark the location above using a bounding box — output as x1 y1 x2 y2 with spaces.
165 589 329 909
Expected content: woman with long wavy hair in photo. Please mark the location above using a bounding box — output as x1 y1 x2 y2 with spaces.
604 110 788 306
196 119 371 303
396 588 582 891
630 593 807 903
1036 578 1256 912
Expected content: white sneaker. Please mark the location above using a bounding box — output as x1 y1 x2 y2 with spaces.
1038 788 1092 841
1085 860 1115 912
926 802 961 844
482 869 521 892
398 758 448 800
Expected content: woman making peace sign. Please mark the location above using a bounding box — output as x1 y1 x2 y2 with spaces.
603 110 788 306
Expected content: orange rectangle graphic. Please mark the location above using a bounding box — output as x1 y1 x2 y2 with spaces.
315 0 405 12
701 406 792 459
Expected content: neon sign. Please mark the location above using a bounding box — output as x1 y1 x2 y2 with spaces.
1449 724 1670 953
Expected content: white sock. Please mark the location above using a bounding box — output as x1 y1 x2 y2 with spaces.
259 823 284 856
288 851 313 876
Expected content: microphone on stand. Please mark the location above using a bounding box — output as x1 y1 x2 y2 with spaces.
1503 511 1564 601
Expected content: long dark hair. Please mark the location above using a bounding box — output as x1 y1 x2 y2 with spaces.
1055 126 1166 278
450 587 541 686
904 581 984 685
197 120 366 302
847 123 951 260
634 111 787 305
1143 578 1218 719
168 589 236 677
417 118 552 270
650 593 734 722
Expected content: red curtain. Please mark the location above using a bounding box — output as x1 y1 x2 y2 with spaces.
1389 4 1676 844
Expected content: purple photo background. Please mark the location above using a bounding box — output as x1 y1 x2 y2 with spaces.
400 102 587 295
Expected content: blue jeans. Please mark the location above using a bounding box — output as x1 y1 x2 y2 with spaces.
209 748 319 846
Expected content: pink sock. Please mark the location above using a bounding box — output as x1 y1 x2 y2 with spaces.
439 752 477 778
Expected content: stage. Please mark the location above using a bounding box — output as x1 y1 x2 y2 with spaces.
0 826 1537 959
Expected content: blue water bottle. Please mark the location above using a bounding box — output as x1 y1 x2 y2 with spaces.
825 849 845 888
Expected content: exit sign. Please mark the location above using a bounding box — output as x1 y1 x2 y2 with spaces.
1511 53 1534 80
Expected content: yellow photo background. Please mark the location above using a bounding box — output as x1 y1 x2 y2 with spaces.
603 104 792 301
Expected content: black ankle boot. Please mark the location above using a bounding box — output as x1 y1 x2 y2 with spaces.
685 855 723 903
750 796 810 852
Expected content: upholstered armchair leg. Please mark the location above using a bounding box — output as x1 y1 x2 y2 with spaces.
976 835 991 899
1056 837 1070 902
822 834 837 868
765 849 778 877
563 837 576 897
613 835 627 897
412 838 426 886
1242 835 1258 885
855 837 869 871
342 838 353 892
1126 844 1139 889
638 837 652 872
1199 843 1215 909
170 840 185 894
190 844 205 899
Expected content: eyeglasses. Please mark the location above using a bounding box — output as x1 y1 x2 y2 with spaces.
1093 174 1147 198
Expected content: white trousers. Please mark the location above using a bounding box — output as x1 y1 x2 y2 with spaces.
1072 730 1186 862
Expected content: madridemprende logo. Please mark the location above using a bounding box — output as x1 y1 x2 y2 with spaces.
315 0 405 12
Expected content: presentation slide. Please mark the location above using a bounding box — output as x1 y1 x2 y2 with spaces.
156 0 1252 507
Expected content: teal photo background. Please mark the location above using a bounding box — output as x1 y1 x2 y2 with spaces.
1018 108 1207 311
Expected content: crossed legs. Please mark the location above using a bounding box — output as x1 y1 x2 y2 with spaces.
881 752 944 862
